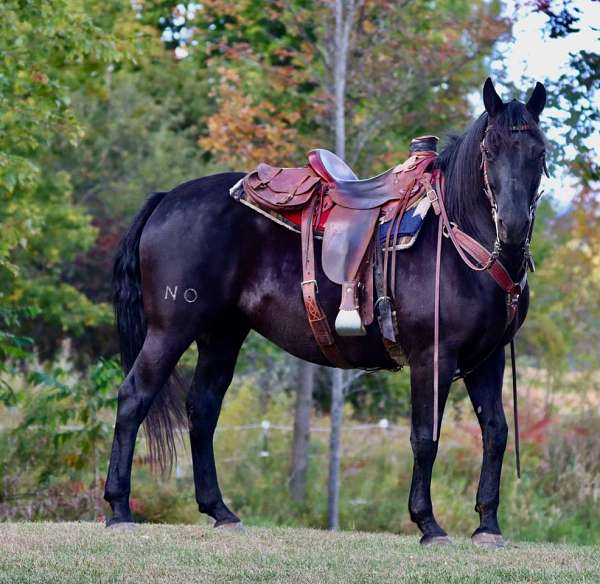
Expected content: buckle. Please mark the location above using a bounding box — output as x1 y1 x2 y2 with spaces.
424 186 441 215
301 279 318 293
442 221 457 238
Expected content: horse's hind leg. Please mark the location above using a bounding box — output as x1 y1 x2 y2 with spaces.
187 322 249 527
464 347 508 548
104 329 193 526
408 354 457 545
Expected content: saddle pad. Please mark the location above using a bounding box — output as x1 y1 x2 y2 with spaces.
378 193 431 250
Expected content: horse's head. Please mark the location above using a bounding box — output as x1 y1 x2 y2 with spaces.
481 78 548 246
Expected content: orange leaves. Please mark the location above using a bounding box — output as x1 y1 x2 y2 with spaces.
199 77 303 169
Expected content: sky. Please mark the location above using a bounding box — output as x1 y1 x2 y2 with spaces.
499 0 600 208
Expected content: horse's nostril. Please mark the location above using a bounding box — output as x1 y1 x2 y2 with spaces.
497 217 529 244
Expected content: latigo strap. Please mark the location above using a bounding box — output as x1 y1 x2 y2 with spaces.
300 200 350 368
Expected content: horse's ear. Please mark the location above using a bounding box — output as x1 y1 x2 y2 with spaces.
526 81 546 120
483 77 504 118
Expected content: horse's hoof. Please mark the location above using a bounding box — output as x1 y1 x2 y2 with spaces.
214 520 244 531
106 521 137 531
472 532 505 549
420 535 452 546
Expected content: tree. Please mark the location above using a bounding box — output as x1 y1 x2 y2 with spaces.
279 0 510 170
518 0 600 376
289 360 316 501
0 0 142 359
328 368 345 529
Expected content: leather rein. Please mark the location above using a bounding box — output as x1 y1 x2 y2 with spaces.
428 122 546 479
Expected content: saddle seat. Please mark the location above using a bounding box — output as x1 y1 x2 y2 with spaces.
237 136 439 365
308 149 409 210
308 149 358 182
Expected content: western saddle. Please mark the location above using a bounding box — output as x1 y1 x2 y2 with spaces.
234 136 440 368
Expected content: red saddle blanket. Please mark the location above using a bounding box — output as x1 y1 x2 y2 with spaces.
281 207 331 232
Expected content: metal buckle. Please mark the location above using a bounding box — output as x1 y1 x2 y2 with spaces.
374 296 392 309
301 279 318 293
442 221 457 239
426 188 438 203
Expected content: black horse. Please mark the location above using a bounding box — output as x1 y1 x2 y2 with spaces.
104 79 547 546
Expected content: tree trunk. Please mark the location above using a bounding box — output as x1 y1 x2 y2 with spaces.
327 0 358 532
328 368 345 529
290 360 315 502
333 0 347 159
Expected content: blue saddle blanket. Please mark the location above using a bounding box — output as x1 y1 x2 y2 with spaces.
378 195 432 250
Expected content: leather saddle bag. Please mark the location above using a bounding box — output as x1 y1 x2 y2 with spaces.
243 163 322 212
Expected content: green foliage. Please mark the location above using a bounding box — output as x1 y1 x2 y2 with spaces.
0 358 121 519
545 50 600 185
0 306 39 406
0 0 135 353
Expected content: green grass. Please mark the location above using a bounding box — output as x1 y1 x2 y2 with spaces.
0 523 599 583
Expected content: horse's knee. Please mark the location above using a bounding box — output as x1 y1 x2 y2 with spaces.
187 386 222 422
410 433 439 462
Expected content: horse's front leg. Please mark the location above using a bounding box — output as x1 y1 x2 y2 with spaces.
464 347 508 548
408 353 457 545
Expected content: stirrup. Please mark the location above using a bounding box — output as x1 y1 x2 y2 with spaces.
335 281 366 336
335 308 366 336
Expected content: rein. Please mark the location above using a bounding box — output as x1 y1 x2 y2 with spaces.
428 122 545 479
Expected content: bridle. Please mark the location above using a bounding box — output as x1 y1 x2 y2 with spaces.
479 122 549 274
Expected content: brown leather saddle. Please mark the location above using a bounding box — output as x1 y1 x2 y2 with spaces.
237 136 439 366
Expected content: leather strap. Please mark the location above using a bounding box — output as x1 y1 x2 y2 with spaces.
431 172 526 325
300 200 349 368
374 228 407 368
432 211 443 442
449 228 522 295
510 339 521 479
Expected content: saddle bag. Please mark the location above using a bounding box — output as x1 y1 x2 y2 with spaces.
243 163 322 212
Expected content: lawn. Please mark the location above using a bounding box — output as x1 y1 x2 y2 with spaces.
0 522 599 583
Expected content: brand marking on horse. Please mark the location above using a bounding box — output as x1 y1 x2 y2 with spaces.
163 285 198 303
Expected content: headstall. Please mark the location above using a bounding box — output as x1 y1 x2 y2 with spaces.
479 123 549 274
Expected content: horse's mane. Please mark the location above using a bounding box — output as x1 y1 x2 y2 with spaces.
434 101 545 239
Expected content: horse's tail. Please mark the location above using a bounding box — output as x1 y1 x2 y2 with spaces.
112 191 186 474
